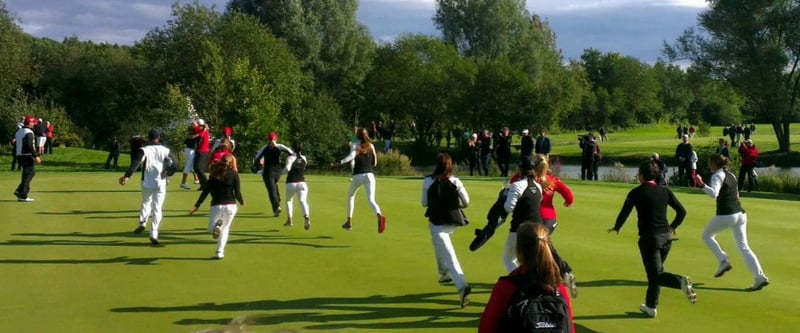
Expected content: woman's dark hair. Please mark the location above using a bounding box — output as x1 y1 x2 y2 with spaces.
356 128 373 155
638 160 660 182
709 153 729 170
293 142 304 154
432 153 454 181
516 222 560 289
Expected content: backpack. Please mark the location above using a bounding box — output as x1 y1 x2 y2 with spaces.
161 152 178 178
424 177 469 226
500 277 571 333
722 127 729 136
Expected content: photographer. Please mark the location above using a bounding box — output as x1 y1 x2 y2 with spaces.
579 133 600 181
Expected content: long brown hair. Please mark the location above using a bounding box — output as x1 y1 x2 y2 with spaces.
432 153 454 181
708 153 729 171
356 128 373 156
209 154 235 180
516 222 561 289
532 154 551 190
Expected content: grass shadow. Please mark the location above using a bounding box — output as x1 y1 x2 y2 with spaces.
576 279 648 288
111 293 481 330
692 282 750 293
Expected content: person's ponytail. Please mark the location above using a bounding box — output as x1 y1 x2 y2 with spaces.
516 222 561 289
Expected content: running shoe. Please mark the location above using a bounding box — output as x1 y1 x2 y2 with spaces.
714 260 732 278
681 276 697 304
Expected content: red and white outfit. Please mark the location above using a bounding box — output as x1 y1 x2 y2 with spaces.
283 154 310 220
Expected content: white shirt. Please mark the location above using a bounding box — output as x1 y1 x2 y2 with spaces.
283 154 308 174
340 143 376 166
504 177 543 213
701 168 729 199
137 144 172 189
421 176 470 208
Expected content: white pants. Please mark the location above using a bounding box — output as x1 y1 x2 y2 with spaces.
346 173 381 218
429 223 467 290
503 232 519 273
208 204 238 255
139 184 167 239
285 182 310 218
182 148 195 174
702 212 766 279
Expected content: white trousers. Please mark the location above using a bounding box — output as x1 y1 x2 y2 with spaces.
285 182 310 218
502 232 520 273
702 212 766 279
429 223 467 290
346 173 381 218
182 147 195 174
139 184 167 239
208 204 238 255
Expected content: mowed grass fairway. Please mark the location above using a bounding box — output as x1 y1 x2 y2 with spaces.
1 171 799 333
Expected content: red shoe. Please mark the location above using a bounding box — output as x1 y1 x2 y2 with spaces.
377 215 386 233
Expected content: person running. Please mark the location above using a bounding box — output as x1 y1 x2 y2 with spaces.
254 132 294 217
192 119 211 189
189 154 245 259
282 143 311 230
119 130 172 246
211 126 236 153
479 222 575 333
208 138 237 172
180 122 199 190
609 159 696 318
331 128 387 233
422 152 472 307
501 155 544 272
693 154 769 291
13 116 42 202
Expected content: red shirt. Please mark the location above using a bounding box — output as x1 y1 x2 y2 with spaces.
479 266 575 333
46 124 54 138
738 144 758 167
196 128 210 153
541 174 574 220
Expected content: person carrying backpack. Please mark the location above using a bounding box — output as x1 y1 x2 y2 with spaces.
422 152 472 308
480 222 575 333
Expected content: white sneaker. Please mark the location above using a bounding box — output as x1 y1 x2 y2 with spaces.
212 220 223 239
193 180 200 184
180 183 191 190
639 304 657 318
681 276 697 304
564 272 578 299
746 276 769 291
714 260 732 277
18 197 34 202
215 252 224 259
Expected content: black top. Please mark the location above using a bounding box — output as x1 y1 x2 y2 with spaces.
259 146 283 171
194 170 243 207
510 178 543 232
479 136 492 155
286 156 307 183
535 136 551 155
495 134 511 157
580 140 598 161
675 142 693 159
353 150 375 175
520 136 534 156
716 171 743 216
613 182 687 236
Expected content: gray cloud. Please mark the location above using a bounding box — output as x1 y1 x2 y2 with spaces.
4 0 702 62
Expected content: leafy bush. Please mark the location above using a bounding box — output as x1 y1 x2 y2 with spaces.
375 150 418 176
602 162 635 183
754 166 800 194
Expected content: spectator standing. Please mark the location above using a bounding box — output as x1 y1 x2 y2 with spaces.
716 138 730 158
728 124 737 146
128 134 146 171
13 116 42 202
105 137 120 170
478 129 492 176
735 124 743 145
694 154 769 291
119 130 172 245
738 139 759 192
743 125 752 141
749 124 756 136
10 117 23 171
599 126 608 142
675 125 682 139
690 150 699 187
689 125 696 138
467 133 481 176
422 153 472 308
35 118 47 155
651 153 668 186
519 129 533 158
579 133 599 181
534 130 551 159
674 135 693 186
495 127 512 177
45 121 54 154
180 122 200 190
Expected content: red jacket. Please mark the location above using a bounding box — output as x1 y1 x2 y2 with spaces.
479 266 575 333
541 174 574 220
739 144 758 167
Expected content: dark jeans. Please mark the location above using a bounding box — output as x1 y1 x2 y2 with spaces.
46 137 53 154
105 152 119 170
738 165 757 192
496 154 510 177
193 152 209 187
262 168 282 213
638 234 684 308
581 159 596 180
468 156 478 176
677 160 691 185
15 156 35 198
480 153 491 176
11 155 17 170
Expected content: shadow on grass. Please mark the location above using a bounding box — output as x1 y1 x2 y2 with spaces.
0 255 213 265
111 293 481 330
574 312 648 321
575 323 606 332
576 279 648 288
692 282 750 293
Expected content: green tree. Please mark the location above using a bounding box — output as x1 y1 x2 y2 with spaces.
0 1 32 101
665 0 800 152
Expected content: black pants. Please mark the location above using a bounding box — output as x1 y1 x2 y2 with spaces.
496 154 510 177
46 137 53 154
105 152 119 170
262 168 282 213
677 160 691 185
11 155 17 170
468 156 478 176
738 165 756 191
15 156 35 199
193 152 209 187
581 159 595 180
638 234 683 308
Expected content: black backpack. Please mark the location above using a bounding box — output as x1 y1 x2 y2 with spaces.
161 152 178 178
424 177 469 226
500 276 571 333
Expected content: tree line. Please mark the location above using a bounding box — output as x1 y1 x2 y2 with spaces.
1 0 797 166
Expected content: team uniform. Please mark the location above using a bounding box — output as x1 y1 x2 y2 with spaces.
254 143 294 216
193 125 210 188
283 154 311 229
193 169 244 259
13 119 39 202
502 177 543 272
125 140 171 245
699 168 769 290
339 143 386 232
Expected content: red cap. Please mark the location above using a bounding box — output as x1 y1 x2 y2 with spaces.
223 127 232 136
23 115 37 126
268 132 278 140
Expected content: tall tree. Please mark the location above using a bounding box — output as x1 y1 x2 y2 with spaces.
435 0 530 60
0 1 32 101
665 0 800 152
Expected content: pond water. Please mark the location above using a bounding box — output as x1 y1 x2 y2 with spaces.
553 164 800 181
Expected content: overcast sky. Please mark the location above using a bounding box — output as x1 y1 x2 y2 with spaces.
3 0 707 62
